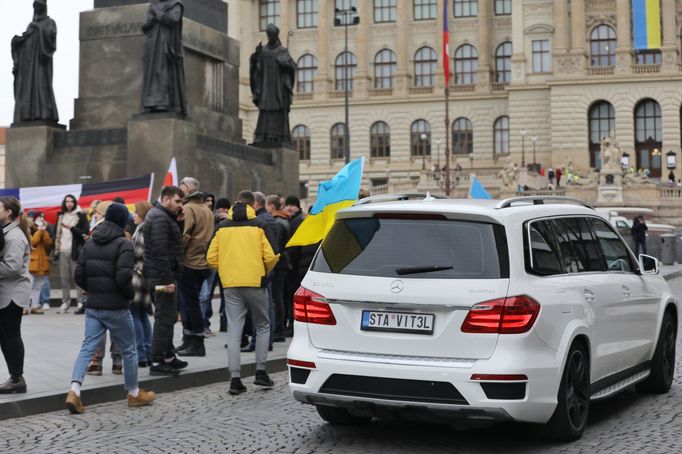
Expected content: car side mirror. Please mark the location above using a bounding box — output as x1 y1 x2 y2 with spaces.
638 254 659 275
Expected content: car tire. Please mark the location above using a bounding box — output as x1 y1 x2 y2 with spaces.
636 311 676 394
545 342 590 441
315 405 371 425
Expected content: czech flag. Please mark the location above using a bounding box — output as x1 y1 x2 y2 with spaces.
632 0 661 50
0 174 154 224
443 0 451 87
287 157 365 247
468 175 492 200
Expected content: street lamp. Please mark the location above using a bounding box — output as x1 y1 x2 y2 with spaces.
520 129 527 168
335 7 360 164
531 136 537 172
420 133 428 170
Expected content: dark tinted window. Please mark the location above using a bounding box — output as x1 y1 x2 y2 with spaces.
526 220 563 276
312 218 508 279
589 218 633 272
554 217 606 272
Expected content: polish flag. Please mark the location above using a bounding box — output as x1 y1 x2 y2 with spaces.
162 157 179 187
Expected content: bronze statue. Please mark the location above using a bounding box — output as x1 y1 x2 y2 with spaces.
250 24 296 146
11 0 59 125
141 0 188 115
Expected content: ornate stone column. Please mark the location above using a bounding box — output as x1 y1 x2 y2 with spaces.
354 0 370 96
476 0 491 90
394 0 411 94
314 0 331 99
615 0 632 74
553 0 568 52
661 0 678 72
566 0 586 74
279 0 290 45
510 0 526 85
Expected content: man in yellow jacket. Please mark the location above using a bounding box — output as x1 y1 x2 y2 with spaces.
207 190 279 395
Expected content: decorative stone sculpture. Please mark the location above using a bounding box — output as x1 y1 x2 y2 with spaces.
250 24 296 146
11 0 59 125
141 0 188 116
600 130 623 172
497 159 518 188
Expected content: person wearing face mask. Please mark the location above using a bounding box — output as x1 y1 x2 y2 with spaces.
0 197 32 393
54 195 89 314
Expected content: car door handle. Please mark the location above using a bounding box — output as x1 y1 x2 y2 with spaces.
621 285 631 297
584 289 596 304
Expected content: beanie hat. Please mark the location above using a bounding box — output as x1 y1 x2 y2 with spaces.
215 198 231 210
284 195 300 208
105 203 129 229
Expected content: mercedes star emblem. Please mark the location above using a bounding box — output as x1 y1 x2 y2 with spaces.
390 280 404 294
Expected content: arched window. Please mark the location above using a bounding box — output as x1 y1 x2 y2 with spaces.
410 119 431 157
259 0 280 31
374 49 397 89
296 54 318 93
493 116 510 156
292 125 311 161
495 42 512 84
634 99 662 177
330 123 347 160
414 46 437 87
590 25 616 67
370 121 391 158
454 44 478 85
452 118 473 155
588 101 615 169
335 52 357 91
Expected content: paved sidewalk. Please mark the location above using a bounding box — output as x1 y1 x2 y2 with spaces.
0 299 289 421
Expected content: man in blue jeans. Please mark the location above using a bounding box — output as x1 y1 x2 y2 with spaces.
65 203 156 414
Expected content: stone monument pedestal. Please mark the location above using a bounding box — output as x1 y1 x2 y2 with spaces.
597 168 624 204
5 126 61 188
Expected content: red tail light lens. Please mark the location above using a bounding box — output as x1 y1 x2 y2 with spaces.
461 295 540 334
293 287 336 325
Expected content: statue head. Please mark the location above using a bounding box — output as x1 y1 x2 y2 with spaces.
33 0 47 15
265 23 280 44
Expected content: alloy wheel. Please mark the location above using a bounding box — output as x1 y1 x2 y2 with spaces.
565 349 589 430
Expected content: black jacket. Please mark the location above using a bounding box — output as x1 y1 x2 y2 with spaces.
142 204 184 283
75 221 134 310
631 221 648 242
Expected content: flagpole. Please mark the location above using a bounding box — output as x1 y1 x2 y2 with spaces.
444 87 451 197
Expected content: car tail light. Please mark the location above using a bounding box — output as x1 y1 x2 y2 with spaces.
293 287 336 325
287 359 317 369
461 295 540 334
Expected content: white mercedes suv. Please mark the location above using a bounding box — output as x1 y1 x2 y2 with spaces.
286 195 677 440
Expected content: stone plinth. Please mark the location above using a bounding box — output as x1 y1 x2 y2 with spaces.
597 185 624 204
5 126 58 188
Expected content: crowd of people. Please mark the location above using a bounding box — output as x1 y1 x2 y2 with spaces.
0 179 311 414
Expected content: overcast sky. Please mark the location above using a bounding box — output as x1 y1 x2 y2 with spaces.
0 1 93 127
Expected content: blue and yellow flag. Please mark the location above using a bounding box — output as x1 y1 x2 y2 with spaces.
287 157 365 247
632 0 661 50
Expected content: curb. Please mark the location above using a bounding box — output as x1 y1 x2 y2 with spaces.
0 357 288 421
663 270 682 281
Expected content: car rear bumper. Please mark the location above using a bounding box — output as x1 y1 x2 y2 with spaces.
287 327 562 424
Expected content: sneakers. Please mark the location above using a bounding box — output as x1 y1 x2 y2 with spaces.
177 337 205 357
112 364 123 375
174 336 191 353
253 370 274 388
127 389 156 408
30 307 45 315
138 361 149 368
42 303 50 311
149 362 180 376
65 391 85 414
166 356 188 370
228 378 247 395
74 307 85 315
57 303 70 314
86 363 103 376
204 328 215 337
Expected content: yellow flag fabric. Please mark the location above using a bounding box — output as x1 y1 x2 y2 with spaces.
286 200 356 247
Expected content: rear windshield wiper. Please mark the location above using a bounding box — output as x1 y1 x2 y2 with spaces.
395 266 454 276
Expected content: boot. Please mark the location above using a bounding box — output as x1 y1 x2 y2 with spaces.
65 391 85 414
177 336 206 357
128 389 156 408
0 376 27 394
174 335 191 353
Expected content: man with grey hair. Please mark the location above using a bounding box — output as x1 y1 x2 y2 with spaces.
175 177 214 357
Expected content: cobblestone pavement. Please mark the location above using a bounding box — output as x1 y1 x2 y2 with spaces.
3 279 682 453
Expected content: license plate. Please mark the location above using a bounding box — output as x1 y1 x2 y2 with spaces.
361 310 435 335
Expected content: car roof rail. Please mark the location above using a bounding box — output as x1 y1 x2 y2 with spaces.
495 196 594 210
354 192 448 206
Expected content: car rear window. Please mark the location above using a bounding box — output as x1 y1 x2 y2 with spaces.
311 217 509 279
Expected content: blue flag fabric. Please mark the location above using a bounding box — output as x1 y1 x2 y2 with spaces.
469 176 492 200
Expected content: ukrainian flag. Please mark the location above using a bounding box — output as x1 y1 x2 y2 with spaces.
633 0 661 50
468 175 492 200
287 157 365 247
